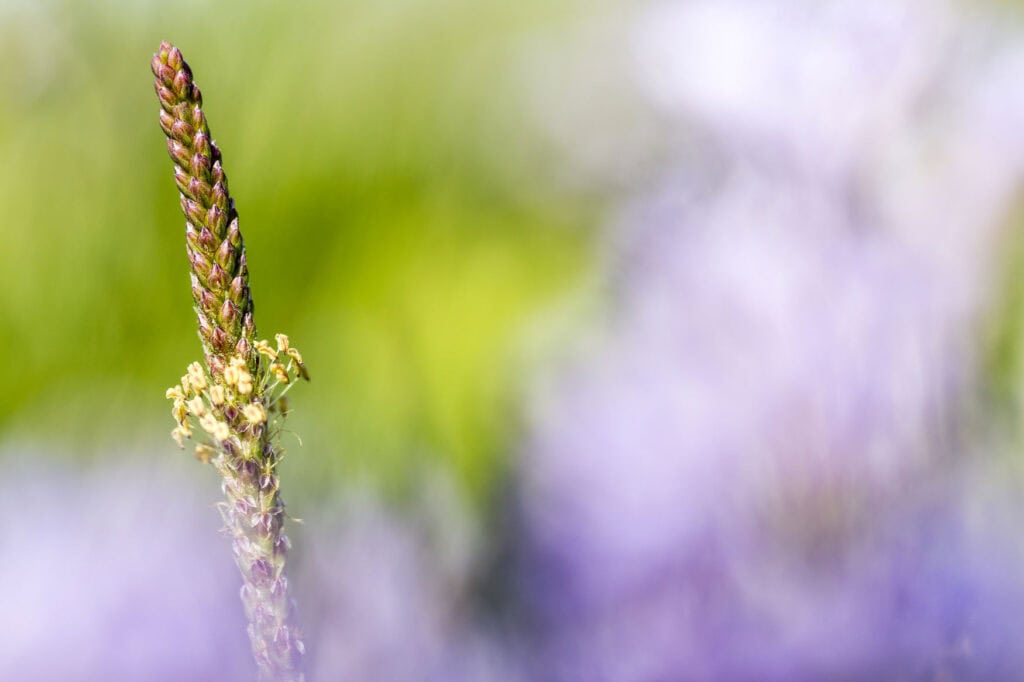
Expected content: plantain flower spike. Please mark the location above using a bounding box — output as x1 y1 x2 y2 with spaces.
153 41 309 682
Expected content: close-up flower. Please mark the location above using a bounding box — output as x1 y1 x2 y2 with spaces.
2 0 1024 680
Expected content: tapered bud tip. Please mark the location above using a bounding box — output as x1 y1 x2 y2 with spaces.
209 263 228 291
229 276 246 304
217 239 234 269
167 45 183 71
194 130 207 145
221 299 239 325
192 153 211 178
228 219 242 247
158 110 174 137
156 64 175 85
211 182 228 210
172 69 191 98
211 327 228 351
156 85 176 111
168 139 190 167
207 205 226 237
198 226 217 249
190 249 212 278
170 119 194 145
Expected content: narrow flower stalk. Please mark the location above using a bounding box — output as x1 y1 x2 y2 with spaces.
153 41 307 681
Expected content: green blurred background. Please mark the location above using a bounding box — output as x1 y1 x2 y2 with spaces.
0 0 597 509
5 0 1024 516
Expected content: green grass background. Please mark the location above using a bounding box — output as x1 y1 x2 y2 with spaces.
0 0 596 508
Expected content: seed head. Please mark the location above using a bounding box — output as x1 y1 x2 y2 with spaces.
152 41 256 371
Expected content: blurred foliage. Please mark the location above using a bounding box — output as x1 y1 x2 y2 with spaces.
984 200 1024 425
0 0 595 507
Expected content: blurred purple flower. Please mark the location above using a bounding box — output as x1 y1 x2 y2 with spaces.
515 1 1024 680
300 479 525 682
517 184 1024 679
0 455 253 681
0 454 522 682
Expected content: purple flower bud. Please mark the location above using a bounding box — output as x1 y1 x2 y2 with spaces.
166 45 183 70
211 181 228 210
207 354 225 377
171 69 191 98
173 166 190 196
188 177 211 205
190 105 204 130
166 138 190 168
180 197 205 227
194 130 211 157
220 299 239 329
155 84 176 112
211 161 226 186
216 238 236 271
228 219 242 248
150 53 164 78
210 327 229 352
207 204 227 237
209 263 228 292
191 152 211 180
188 248 212 279
243 311 256 338
250 558 272 583
196 310 213 337
185 224 200 251
228 276 246 306
170 118 194 146
158 109 174 137
197 226 217 250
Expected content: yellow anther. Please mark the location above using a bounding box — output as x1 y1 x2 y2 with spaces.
210 385 226 406
171 427 186 448
187 396 206 416
237 370 253 396
271 363 290 384
194 443 215 463
286 348 303 365
255 339 278 360
187 362 208 391
212 421 230 441
172 399 188 425
243 403 267 424
199 413 218 434
180 374 193 396
165 386 184 401
275 333 290 352
224 365 240 387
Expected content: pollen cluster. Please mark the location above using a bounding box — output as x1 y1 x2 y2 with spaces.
166 334 308 461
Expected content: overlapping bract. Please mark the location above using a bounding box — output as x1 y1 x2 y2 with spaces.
152 41 255 376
